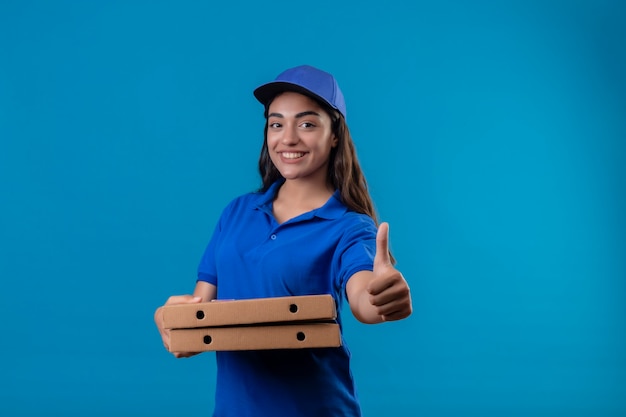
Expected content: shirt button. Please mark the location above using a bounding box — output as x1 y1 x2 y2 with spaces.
270 234 277 240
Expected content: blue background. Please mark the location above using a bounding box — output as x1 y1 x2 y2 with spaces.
1 1 624 416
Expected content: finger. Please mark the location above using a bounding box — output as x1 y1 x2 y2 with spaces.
367 275 394 296
369 285 400 305
370 293 412 318
374 222 391 269
165 295 202 306
173 351 201 359
382 309 412 322
368 268 403 295
369 274 408 301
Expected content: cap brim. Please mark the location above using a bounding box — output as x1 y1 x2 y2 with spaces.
253 81 337 112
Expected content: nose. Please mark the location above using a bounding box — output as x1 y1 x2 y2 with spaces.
281 124 299 145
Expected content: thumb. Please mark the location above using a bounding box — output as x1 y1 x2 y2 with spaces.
374 222 392 269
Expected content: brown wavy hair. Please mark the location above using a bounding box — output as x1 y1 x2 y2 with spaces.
257 94 395 263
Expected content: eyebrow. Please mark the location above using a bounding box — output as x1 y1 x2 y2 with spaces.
267 110 322 119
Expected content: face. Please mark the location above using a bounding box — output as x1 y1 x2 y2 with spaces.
266 92 337 184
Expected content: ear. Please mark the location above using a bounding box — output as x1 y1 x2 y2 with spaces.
331 134 338 148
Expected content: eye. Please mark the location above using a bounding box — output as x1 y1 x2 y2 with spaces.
300 122 316 128
268 121 282 129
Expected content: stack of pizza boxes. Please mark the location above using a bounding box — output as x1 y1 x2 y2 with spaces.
162 295 341 352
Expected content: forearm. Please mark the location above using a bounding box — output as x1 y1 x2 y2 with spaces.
194 281 217 301
347 271 384 324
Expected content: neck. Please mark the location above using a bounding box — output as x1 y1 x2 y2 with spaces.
271 177 335 224
277 178 335 204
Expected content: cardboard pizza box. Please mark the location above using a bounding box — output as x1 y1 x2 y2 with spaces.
162 294 336 329
168 322 341 352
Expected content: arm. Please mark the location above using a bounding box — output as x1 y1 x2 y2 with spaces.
154 281 217 358
346 222 412 324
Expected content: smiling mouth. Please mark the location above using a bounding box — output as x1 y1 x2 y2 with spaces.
281 152 306 159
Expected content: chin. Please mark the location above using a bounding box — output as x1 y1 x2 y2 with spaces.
279 173 301 180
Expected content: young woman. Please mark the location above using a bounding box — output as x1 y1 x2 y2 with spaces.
154 65 412 417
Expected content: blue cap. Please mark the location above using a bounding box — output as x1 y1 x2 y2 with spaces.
254 65 346 118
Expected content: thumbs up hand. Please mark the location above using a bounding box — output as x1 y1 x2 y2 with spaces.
366 222 412 321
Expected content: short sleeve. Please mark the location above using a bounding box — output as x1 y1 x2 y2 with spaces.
196 220 221 286
196 200 236 286
334 215 377 296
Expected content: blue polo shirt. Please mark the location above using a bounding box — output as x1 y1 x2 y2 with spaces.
197 180 377 417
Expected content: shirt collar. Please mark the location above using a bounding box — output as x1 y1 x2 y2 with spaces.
254 180 347 220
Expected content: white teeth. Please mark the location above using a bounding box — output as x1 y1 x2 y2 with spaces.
282 152 304 159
